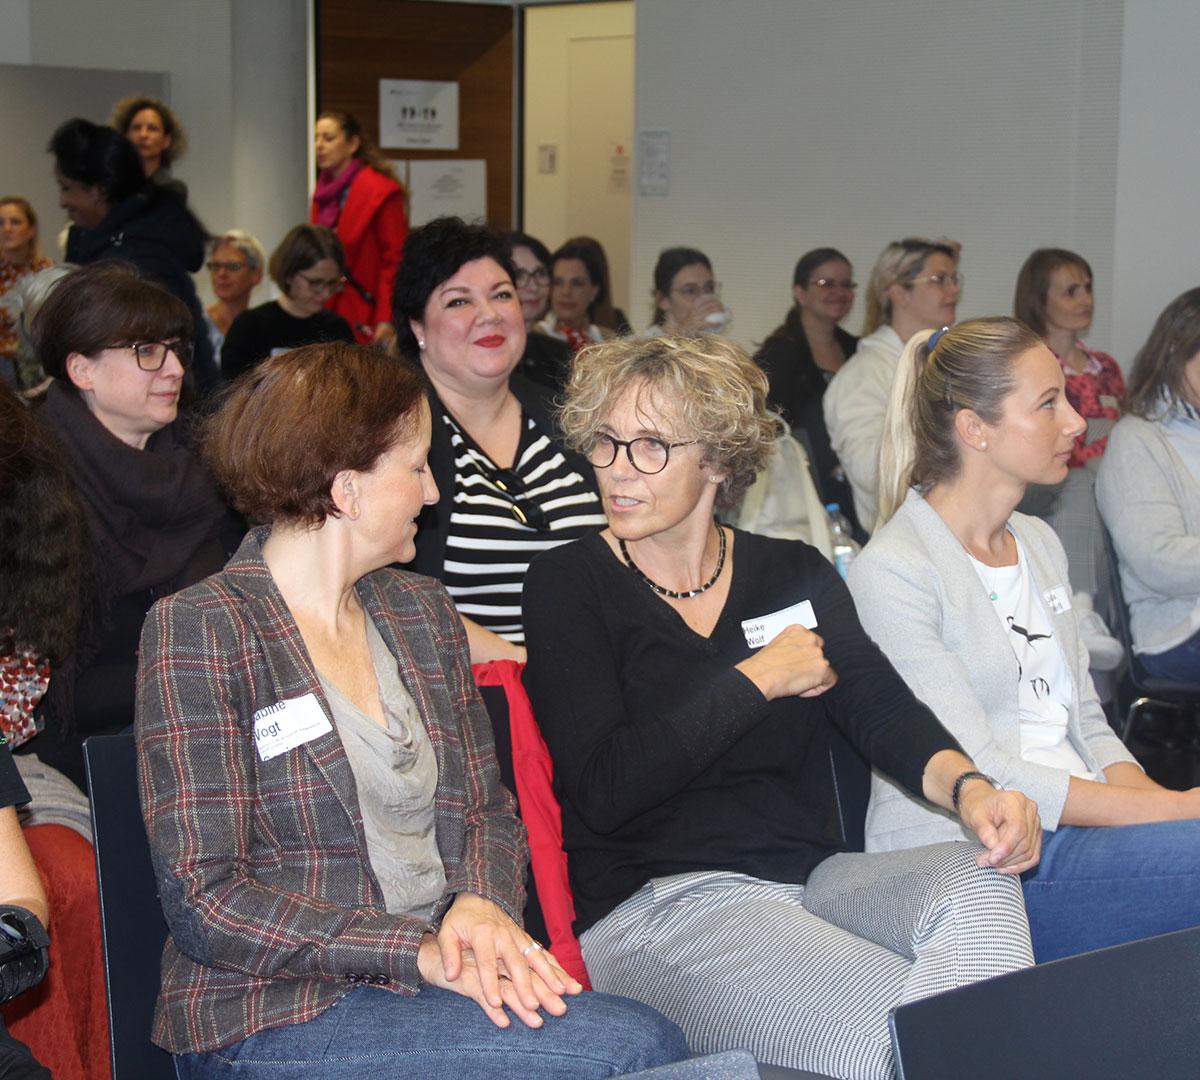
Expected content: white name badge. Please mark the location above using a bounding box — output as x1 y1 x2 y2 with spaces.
741 599 818 649
252 693 333 762
1043 586 1072 615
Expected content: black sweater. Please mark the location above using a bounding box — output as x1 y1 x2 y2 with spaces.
756 322 862 536
221 302 353 382
522 529 958 933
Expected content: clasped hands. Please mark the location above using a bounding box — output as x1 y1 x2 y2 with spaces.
417 891 582 1028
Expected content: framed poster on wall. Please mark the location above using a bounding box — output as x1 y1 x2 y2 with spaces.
379 79 459 150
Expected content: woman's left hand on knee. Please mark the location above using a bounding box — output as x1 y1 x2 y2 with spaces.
959 787 1042 874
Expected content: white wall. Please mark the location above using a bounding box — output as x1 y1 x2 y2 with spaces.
9 0 308 303
1112 0 1200 365
524 1 634 312
633 0 1128 354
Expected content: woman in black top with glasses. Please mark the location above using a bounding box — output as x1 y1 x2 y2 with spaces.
394 218 605 663
27 263 237 788
755 247 861 534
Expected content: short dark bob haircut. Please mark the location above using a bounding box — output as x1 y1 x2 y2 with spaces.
49 117 145 206
1013 248 1093 338
392 216 516 362
269 224 346 294
32 261 192 392
503 230 553 272
205 341 428 526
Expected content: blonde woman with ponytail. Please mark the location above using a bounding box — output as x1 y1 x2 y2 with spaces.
849 316 1200 963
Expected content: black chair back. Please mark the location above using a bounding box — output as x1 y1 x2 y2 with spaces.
890 926 1200 1079
1101 526 1200 740
83 734 175 1080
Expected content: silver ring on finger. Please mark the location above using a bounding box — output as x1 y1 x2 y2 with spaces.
522 940 544 958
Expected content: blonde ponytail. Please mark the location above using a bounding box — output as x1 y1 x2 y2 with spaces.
875 328 935 529
873 317 1040 531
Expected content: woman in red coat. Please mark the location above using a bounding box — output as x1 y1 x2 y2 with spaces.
311 111 407 349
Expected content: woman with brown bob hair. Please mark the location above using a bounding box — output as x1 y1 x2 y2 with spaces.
522 333 1040 1076
27 261 235 790
220 223 354 381
136 340 687 1079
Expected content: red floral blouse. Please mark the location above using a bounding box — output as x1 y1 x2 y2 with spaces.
1057 343 1125 468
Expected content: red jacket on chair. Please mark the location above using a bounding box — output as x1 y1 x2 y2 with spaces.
311 167 407 343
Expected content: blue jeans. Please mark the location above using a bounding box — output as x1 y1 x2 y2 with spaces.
1140 627 1200 682
173 985 688 1079
1021 820 1200 962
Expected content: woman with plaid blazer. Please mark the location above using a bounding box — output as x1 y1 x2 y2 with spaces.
135 342 686 1079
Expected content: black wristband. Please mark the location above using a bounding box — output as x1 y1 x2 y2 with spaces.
951 770 999 813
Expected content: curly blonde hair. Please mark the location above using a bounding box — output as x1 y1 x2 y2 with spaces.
559 334 777 513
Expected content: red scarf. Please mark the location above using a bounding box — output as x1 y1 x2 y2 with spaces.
312 158 364 228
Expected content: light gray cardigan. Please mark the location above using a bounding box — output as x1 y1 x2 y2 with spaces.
1096 414 1200 655
847 490 1138 851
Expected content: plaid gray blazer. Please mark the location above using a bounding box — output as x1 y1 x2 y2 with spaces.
135 529 527 1054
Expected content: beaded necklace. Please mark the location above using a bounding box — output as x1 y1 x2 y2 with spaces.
619 526 727 600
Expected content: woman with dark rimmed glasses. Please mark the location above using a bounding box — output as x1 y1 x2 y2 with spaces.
503 230 574 393
25 262 239 790
392 217 605 663
522 332 1041 1077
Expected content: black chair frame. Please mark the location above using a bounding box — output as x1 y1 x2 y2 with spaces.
1101 527 1200 742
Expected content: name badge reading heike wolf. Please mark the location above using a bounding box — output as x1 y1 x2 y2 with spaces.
741 599 818 649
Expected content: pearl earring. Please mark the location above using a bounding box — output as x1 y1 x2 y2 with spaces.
417 339 425 349
980 440 988 450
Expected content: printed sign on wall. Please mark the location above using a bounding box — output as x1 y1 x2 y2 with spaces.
379 79 459 150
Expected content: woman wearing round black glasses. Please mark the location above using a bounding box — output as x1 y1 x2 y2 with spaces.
26 262 238 789
221 225 354 381
522 333 1041 1077
504 231 573 393
393 217 605 663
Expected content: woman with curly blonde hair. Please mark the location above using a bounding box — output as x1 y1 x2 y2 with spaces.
522 333 1042 1077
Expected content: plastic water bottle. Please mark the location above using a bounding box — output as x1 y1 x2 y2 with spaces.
826 503 858 580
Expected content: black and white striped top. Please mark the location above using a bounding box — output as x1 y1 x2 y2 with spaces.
440 411 606 643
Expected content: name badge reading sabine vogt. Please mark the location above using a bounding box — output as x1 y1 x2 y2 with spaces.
740 599 818 649
252 693 333 762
